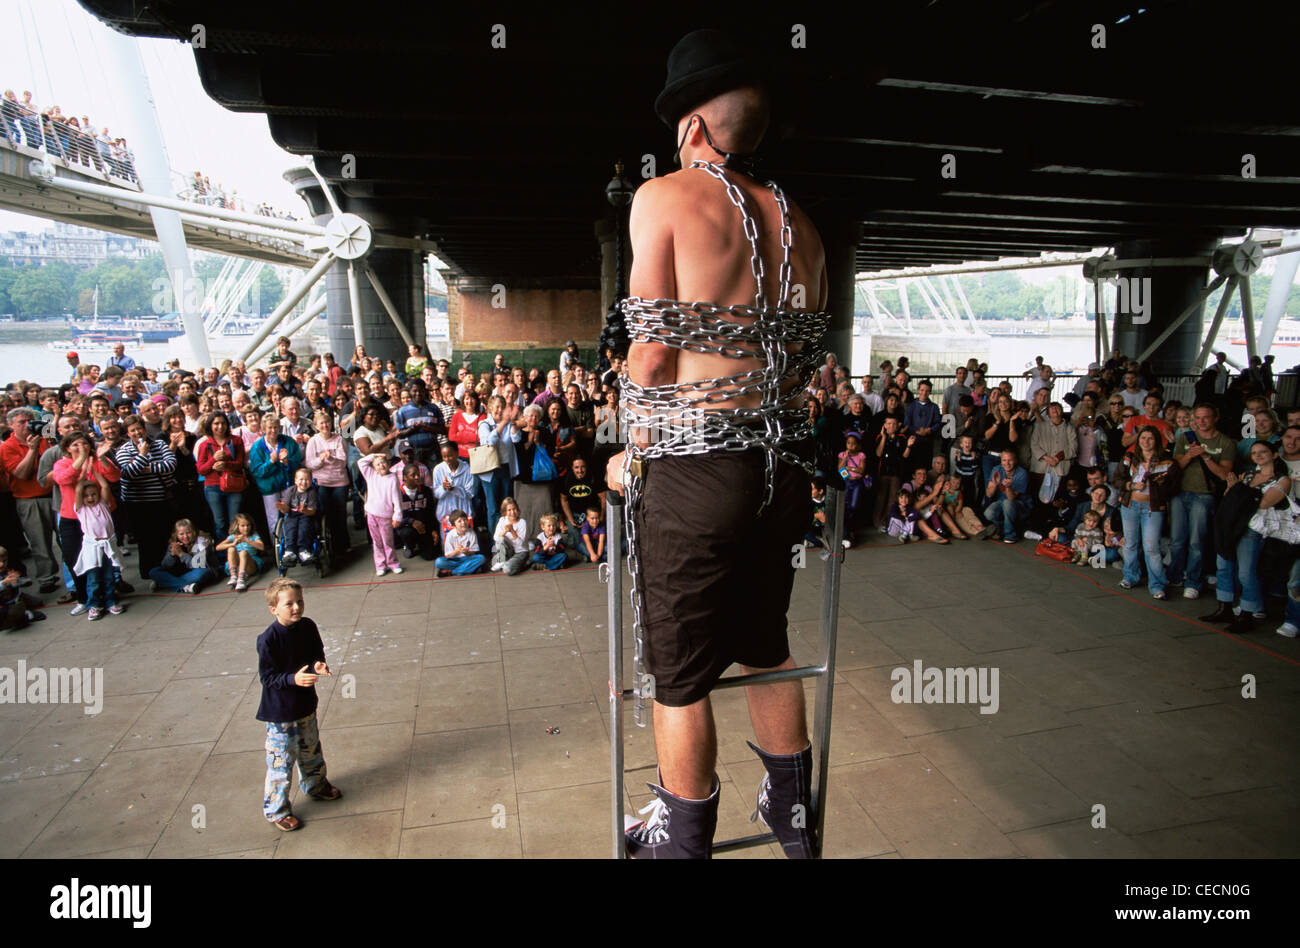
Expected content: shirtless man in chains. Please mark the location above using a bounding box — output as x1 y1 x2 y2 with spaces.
607 29 829 859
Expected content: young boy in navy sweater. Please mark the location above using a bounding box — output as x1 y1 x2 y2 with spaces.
257 577 342 831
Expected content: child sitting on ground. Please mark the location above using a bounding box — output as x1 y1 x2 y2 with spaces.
73 471 125 621
217 513 265 592
532 513 568 570
941 475 983 539
256 576 341 832
276 467 319 566
491 497 530 575
579 505 607 564
436 509 484 576
951 434 981 509
887 489 921 543
805 477 852 558
1072 509 1106 566
0 547 45 629
357 451 404 577
149 519 217 594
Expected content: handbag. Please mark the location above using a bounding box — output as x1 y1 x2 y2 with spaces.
219 467 247 493
1038 471 1060 505
1034 538 1074 562
470 443 501 475
1248 497 1300 545
531 443 558 482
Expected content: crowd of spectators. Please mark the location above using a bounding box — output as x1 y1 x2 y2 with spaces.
185 172 298 220
3 333 1297 639
1 89 138 183
0 338 617 626
802 349 1300 637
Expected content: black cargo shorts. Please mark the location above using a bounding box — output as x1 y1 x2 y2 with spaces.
633 442 812 707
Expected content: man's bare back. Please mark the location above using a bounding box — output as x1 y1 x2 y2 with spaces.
625 164 828 413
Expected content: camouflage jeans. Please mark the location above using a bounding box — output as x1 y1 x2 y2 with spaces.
263 713 328 821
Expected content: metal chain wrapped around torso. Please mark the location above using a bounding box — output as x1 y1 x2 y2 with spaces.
617 160 832 725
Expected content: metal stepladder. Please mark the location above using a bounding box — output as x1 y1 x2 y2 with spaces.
601 486 846 858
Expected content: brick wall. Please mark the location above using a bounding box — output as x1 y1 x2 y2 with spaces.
450 283 603 351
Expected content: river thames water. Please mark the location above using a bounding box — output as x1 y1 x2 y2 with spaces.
0 330 1279 388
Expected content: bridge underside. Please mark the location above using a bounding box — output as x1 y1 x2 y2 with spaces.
72 0 1300 369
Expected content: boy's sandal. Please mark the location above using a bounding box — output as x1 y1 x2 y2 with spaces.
309 782 342 802
272 814 301 831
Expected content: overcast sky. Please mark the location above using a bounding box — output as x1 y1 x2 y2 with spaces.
1 0 307 233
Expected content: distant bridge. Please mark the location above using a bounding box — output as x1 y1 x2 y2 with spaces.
0 134 315 268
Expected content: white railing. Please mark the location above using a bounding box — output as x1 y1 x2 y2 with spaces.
0 92 139 187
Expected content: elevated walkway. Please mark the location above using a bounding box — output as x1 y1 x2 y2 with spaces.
0 136 314 268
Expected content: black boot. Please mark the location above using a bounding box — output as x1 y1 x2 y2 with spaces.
624 775 720 859
1227 612 1255 635
1199 601 1235 623
747 741 819 859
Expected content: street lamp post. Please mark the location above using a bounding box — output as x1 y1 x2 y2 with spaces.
599 160 635 361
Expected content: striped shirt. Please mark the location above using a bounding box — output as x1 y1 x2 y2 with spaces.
113 438 177 502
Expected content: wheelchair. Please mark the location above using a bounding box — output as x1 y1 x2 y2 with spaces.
273 506 332 579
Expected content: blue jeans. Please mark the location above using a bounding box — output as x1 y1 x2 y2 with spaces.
983 496 1030 538
980 454 1002 495
478 468 510 537
83 562 117 610
347 444 366 526
316 484 350 553
531 550 568 571
1214 527 1265 613
1284 558 1300 627
203 485 243 541
436 554 484 575
1168 491 1214 591
1121 501 1167 593
282 512 318 554
263 713 327 821
148 565 217 591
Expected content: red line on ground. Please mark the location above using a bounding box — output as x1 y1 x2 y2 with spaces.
1008 542 1300 669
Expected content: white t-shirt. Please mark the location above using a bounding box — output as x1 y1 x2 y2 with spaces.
494 516 529 552
1119 389 1148 410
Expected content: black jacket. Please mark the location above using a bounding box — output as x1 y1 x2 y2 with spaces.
256 617 325 723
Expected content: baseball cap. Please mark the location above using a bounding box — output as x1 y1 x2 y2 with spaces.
395 438 414 456
65 350 78 360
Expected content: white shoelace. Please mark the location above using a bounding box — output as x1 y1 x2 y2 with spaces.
750 774 772 825
629 796 671 844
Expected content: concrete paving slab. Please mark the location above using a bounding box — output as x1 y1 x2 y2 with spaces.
415 662 507 734
404 725 515 827
3 525 1295 859
274 809 403 857
399 817 523 858
24 742 211 857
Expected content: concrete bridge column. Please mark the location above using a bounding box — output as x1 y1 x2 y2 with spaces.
322 249 423 365
288 168 425 365
816 217 861 376
1111 238 1219 376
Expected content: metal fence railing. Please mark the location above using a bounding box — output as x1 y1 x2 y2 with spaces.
1 92 139 186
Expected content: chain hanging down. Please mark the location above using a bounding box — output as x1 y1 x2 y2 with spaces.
617 160 832 726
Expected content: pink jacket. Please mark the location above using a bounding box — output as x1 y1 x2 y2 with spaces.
357 454 400 519
305 433 349 487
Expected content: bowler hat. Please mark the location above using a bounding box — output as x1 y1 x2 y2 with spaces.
655 29 762 128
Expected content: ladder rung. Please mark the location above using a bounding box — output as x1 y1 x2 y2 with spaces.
614 665 825 703
712 831 777 853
